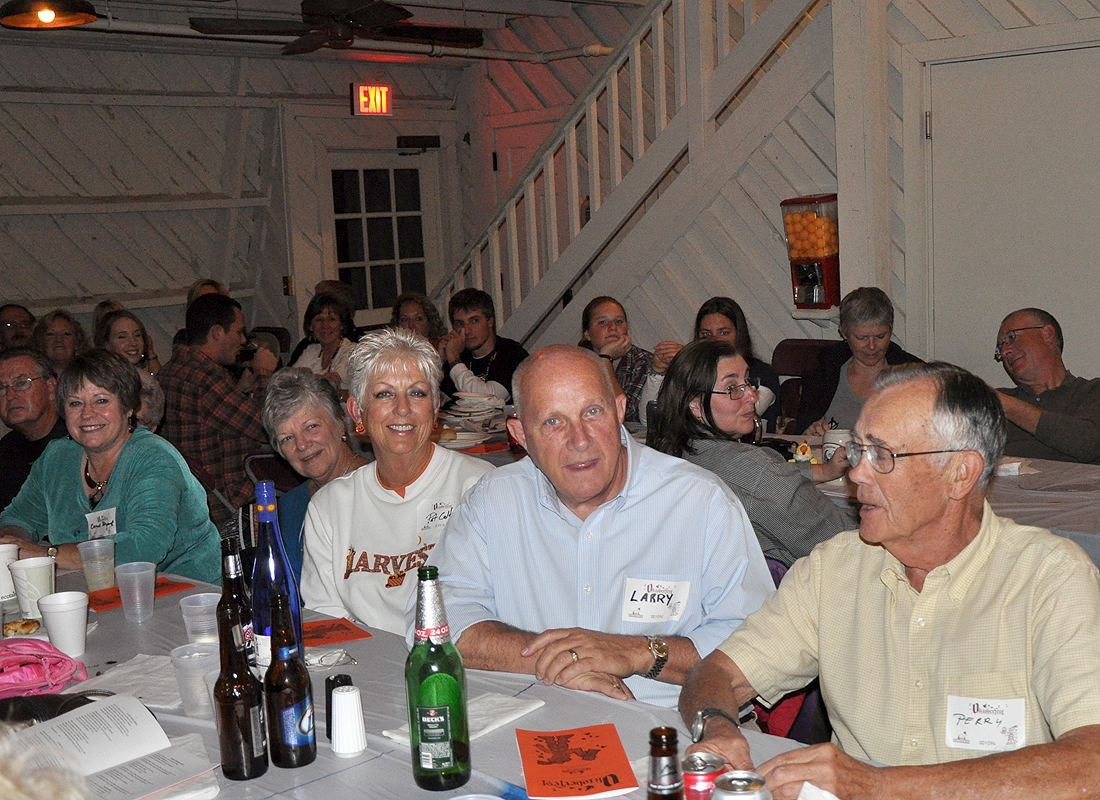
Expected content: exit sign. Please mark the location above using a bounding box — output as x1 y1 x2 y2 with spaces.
351 84 392 116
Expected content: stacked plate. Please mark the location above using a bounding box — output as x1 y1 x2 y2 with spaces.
440 392 505 429
438 430 493 450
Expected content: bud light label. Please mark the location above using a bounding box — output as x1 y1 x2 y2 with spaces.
278 698 315 748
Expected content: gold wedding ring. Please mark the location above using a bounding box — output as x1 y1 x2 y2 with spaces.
569 648 579 663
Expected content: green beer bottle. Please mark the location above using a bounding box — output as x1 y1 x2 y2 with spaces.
405 565 470 790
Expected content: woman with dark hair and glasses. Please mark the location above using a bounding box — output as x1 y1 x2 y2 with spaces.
649 339 856 567
0 349 220 583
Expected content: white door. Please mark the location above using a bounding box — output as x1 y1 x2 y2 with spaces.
329 151 444 328
929 46 1100 388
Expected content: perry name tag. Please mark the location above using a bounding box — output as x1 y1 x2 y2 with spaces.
945 695 1025 751
621 578 690 623
85 507 117 539
416 499 454 534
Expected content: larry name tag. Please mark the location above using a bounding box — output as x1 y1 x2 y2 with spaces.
945 695 1025 751
622 578 690 623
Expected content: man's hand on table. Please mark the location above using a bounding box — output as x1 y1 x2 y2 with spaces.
685 715 754 772
561 670 635 701
523 627 653 688
756 742 881 800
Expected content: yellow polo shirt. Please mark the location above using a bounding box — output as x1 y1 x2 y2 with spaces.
718 502 1100 765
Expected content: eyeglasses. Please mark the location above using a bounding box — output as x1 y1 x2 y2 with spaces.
0 321 32 331
845 440 967 475
994 326 1044 362
0 376 45 394
710 377 760 401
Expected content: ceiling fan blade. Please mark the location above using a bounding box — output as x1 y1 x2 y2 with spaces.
369 22 483 49
348 1 413 29
190 17 312 37
281 28 334 55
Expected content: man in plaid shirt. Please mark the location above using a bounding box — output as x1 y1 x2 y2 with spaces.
158 294 278 524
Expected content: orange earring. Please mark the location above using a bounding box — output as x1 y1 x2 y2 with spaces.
355 422 366 434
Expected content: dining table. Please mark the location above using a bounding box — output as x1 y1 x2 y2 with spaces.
44 569 803 800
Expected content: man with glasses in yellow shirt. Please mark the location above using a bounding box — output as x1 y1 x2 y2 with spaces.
680 362 1100 800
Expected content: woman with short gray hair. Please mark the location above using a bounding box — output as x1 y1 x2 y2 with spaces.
796 287 923 434
261 368 367 581
300 327 492 635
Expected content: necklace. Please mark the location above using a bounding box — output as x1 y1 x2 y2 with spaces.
84 458 110 510
470 349 497 381
308 452 365 497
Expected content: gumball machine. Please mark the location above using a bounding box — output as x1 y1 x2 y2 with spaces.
781 193 840 309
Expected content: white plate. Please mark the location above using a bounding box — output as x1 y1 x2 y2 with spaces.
439 433 491 449
454 392 497 401
461 417 506 434
3 618 99 641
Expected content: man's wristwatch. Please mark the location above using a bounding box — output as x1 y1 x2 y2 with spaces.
691 707 740 743
46 545 58 559
643 636 669 679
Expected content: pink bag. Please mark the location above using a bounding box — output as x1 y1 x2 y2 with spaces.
0 639 87 699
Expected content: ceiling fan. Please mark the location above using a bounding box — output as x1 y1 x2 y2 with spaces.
190 0 484 55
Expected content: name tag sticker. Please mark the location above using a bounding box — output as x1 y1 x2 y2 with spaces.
416 499 453 534
86 507 117 540
945 695 1025 751
622 578 690 623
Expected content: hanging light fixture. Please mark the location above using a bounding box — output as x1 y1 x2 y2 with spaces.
0 0 96 29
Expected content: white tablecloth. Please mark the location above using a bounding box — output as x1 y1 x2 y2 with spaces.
67 572 802 799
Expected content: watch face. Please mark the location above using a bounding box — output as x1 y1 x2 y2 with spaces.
692 710 706 742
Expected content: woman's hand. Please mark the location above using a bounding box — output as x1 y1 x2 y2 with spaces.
651 341 683 375
598 334 633 361
805 419 831 437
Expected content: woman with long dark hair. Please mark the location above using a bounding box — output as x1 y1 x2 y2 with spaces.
649 338 855 567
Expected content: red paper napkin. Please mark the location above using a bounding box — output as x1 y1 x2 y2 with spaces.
87 577 196 612
302 618 372 647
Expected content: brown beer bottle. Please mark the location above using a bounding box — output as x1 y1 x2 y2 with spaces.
264 593 316 768
214 537 268 780
647 727 684 800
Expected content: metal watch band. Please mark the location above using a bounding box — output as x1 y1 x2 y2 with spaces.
643 635 669 679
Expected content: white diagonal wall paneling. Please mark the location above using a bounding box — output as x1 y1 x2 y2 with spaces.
884 0 1100 350
0 30 478 343
525 3 836 361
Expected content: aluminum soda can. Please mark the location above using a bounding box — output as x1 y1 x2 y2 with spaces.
682 752 725 800
710 770 772 800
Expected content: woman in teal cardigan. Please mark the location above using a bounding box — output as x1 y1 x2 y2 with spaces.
0 349 220 584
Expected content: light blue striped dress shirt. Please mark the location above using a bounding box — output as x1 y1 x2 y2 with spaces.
420 429 774 707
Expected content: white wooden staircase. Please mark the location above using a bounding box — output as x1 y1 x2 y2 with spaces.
430 0 836 352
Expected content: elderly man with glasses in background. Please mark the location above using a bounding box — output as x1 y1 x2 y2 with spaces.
0 305 34 351
993 307 1100 463
680 361 1100 800
0 348 67 511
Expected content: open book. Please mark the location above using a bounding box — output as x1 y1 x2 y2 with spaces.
13 694 217 800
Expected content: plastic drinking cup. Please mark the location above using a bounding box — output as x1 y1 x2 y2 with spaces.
170 643 219 718
77 538 116 592
0 543 21 610
115 561 156 623
8 556 56 619
37 591 90 657
179 592 220 644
